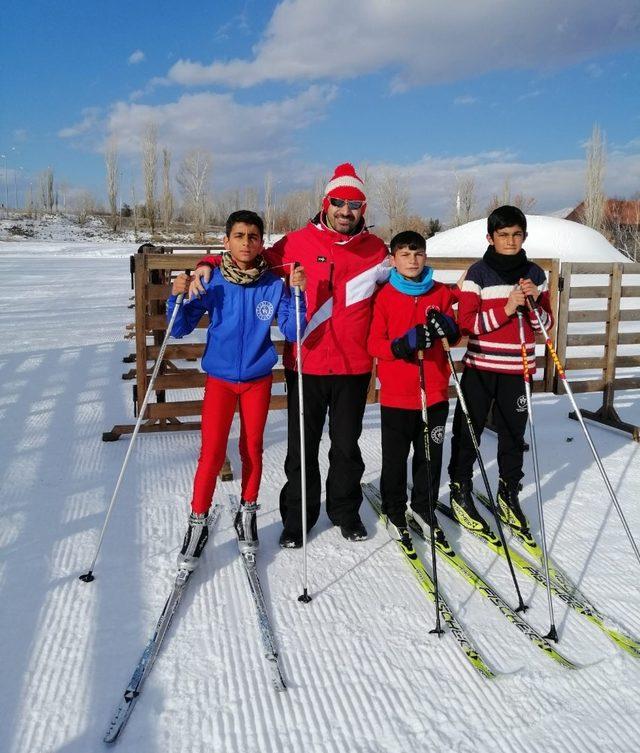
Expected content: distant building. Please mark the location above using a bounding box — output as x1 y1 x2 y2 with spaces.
565 199 640 228
565 200 640 259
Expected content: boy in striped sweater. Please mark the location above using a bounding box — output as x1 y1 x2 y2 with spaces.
447 205 553 535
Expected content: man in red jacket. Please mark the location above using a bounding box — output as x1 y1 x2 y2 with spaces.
190 164 389 547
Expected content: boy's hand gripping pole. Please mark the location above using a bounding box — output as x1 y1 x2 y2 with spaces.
80 273 191 583
527 295 640 572
434 317 528 612
293 262 312 603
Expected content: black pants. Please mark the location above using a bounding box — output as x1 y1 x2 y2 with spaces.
279 370 371 534
448 368 528 485
380 402 449 525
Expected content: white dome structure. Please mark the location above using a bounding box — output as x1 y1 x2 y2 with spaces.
426 215 627 262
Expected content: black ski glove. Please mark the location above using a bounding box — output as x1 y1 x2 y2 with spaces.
426 310 459 342
391 324 431 359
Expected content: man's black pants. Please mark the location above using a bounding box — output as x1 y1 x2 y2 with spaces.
279 370 371 535
448 368 528 485
380 402 449 526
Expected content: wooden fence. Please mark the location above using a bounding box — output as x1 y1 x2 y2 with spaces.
101 248 640 445
104 245 563 443
554 261 640 439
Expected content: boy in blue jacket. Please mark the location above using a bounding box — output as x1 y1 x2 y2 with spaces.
167 210 306 569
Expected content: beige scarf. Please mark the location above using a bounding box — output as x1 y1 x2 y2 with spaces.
220 251 268 285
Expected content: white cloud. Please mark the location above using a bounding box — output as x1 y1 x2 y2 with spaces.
453 96 477 106
517 90 543 102
165 0 640 90
101 85 336 185
365 148 640 220
58 108 102 139
12 129 28 143
128 50 145 65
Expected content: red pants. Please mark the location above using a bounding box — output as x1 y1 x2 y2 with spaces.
191 374 273 514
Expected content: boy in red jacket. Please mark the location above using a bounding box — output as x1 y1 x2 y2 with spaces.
367 231 459 543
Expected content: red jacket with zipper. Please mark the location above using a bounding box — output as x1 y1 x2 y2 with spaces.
367 281 458 409
199 214 389 375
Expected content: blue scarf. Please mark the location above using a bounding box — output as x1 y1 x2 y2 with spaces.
389 267 434 296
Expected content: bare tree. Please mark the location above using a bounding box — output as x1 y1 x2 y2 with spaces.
264 171 274 242
452 175 477 226
177 149 212 241
584 123 606 233
105 141 119 231
373 169 410 238
74 190 98 226
274 190 312 232
244 187 259 212
401 215 442 238
486 178 536 214
131 180 139 238
310 174 326 218
142 124 158 233
161 148 173 235
39 168 55 212
607 199 640 262
58 181 69 213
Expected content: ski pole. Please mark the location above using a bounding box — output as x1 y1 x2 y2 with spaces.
436 326 528 612
527 296 640 571
80 276 189 583
418 343 444 637
293 262 312 604
517 310 558 640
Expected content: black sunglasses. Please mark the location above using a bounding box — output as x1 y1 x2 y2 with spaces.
329 197 364 210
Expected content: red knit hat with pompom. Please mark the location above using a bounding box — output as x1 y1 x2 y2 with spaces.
322 163 366 213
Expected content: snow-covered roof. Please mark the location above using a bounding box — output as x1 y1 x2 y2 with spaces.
427 215 627 262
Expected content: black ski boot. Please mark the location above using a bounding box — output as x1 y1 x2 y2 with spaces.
385 509 413 548
408 506 452 552
234 499 259 553
450 480 491 535
340 515 368 542
177 511 209 571
279 529 303 549
497 479 529 532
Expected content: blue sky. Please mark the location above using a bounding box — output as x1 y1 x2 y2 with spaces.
2 0 640 219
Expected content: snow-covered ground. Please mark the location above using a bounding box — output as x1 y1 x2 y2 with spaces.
1 238 640 753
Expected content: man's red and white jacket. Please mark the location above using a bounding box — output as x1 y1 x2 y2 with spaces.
367 281 458 409
199 215 389 375
457 259 553 375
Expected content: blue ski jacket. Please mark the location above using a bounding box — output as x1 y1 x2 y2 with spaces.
166 268 306 383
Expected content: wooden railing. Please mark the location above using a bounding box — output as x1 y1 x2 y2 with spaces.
554 261 640 439
104 247 575 442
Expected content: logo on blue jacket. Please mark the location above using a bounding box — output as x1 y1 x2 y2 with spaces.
256 300 274 321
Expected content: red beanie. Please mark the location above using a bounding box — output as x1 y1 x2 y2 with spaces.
323 163 366 202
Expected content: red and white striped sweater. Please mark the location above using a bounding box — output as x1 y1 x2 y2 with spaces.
457 259 553 375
